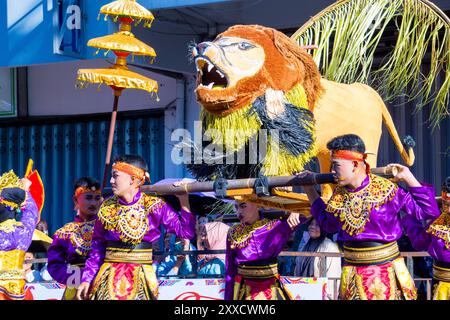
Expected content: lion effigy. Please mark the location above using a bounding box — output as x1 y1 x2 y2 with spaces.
187 25 412 198
186 0 450 200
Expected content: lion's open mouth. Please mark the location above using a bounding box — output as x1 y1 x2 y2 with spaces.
195 57 228 90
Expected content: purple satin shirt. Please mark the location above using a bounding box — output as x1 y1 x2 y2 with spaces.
403 213 450 264
311 175 440 243
47 215 95 285
224 218 293 300
82 191 195 284
0 192 38 251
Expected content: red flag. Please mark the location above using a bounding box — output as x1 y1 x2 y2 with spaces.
25 159 45 219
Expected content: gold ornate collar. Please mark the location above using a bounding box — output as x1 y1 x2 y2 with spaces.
228 218 277 249
427 212 450 250
54 220 96 256
326 174 398 236
0 219 23 233
98 193 163 244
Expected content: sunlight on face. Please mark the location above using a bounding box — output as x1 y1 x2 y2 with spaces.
331 158 357 186
75 192 102 217
109 169 133 196
235 201 259 225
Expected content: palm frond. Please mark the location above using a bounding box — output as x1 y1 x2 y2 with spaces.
292 0 450 128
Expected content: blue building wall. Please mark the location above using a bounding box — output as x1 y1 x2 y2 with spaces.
0 113 165 234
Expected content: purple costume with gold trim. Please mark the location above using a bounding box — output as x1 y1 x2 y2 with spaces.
47 215 95 299
225 217 298 300
311 174 439 300
404 211 450 300
81 191 195 300
0 193 38 300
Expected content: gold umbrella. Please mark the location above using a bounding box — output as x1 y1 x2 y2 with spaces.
99 0 155 27
77 0 158 189
88 31 156 59
77 68 158 94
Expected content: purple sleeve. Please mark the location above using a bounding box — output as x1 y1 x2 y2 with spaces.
159 203 196 240
81 219 107 284
0 192 39 251
402 215 432 251
310 198 341 234
47 237 70 284
224 236 237 301
399 184 440 221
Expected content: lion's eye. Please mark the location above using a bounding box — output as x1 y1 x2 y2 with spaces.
238 42 254 50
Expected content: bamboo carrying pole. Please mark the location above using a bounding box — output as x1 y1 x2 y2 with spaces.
140 166 397 196
141 173 336 195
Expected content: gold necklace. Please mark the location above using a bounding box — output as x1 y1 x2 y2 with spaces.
326 174 398 236
98 194 163 244
229 218 277 249
55 220 95 256
427 212 450 250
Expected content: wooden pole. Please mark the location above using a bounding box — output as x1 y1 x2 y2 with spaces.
101 90 121 190
140 166 397 196
370 166 398 177
141 173 337 195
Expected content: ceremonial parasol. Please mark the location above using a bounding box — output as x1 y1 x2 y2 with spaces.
77 0 159 190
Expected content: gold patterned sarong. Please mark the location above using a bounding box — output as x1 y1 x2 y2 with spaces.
89 243 158 300
233 261 292 300
339 242 416 300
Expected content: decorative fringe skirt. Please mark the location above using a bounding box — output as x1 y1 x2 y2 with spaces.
89 262 158 300
89 243 158 300
339 241 417 300
233 261 293 300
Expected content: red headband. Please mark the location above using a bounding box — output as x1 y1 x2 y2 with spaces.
74 186 101 198
112 162 150 186
332 150 370 174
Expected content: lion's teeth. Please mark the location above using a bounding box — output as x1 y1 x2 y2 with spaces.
207 82 214 89
207 63 213 72
216 70 224 78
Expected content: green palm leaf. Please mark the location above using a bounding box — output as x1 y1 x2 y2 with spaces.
292 0 450 128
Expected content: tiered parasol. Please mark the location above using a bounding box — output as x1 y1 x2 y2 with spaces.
77 0 158 189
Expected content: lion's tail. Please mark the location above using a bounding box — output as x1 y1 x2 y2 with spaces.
379 99 415 166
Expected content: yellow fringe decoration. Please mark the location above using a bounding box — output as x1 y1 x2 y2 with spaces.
200 105 261 153
284 83 309 109
88 31 156 57
77 68 158 94
100 0 155 28
200 83 317 176
262 135 317 176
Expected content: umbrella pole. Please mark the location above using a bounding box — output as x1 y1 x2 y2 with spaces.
102 90 122 190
